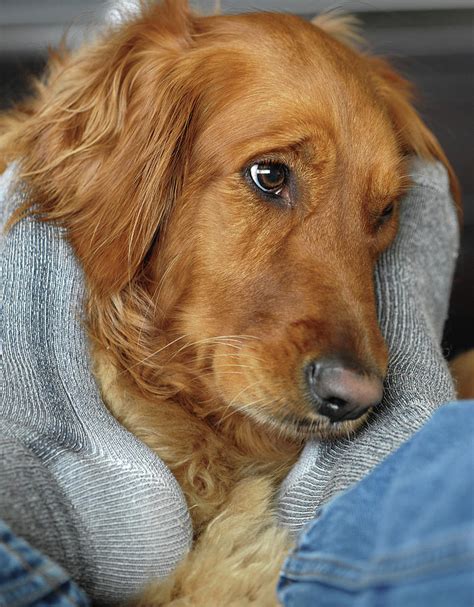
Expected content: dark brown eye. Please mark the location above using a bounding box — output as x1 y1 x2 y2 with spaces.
249 162 288 195
379 202 395 225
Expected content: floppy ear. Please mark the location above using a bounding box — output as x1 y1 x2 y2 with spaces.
9 0 197 295
367 56 461 211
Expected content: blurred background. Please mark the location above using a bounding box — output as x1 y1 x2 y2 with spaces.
1 0 472 357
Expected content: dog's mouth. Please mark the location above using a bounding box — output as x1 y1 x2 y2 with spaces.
235 406 372 442
277 410 371 440
211 343 384 442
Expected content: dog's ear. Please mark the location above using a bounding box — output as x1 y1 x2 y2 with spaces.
367 56 461 212
11 0 197 295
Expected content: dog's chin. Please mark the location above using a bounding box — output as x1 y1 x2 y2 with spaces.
237 407 371 442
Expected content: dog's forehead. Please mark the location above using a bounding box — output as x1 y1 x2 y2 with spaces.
192 13 401 174
197 12 361 96
192 25 401 186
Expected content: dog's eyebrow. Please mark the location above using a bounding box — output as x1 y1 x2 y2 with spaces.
235 136 314 169
367 164 411 205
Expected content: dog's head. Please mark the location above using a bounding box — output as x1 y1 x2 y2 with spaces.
10 1 459 440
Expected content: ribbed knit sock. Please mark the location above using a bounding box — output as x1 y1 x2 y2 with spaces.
1 164 192 605
278 158 460 532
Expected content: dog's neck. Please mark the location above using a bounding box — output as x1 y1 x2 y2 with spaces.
93 345 302 534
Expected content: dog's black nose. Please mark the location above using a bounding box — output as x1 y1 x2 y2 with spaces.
305 358 383 423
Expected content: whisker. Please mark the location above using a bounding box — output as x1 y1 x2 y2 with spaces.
169 335 260 359
125 333 261 373
214 363 257 370
203 352 267 366
216 380 263 423
120 333 191 373
217 397 269 426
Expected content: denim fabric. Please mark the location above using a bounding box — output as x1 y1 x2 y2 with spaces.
278 402 474 607
0 521 89 607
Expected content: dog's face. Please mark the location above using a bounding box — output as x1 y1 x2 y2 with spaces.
14 2 457 441
151 13 407 438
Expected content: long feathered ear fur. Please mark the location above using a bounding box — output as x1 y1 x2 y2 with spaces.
313 12 461 214
367 55 461 212
1 0 197 295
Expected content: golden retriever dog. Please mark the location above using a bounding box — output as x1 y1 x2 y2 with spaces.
0 1 460 604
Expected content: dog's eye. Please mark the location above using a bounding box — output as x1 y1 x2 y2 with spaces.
378 202 395 225
248 163 288 197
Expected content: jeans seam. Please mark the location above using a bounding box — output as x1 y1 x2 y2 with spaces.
293 528 474 569
281 551 474 589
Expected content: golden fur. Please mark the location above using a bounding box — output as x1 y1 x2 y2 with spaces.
0 1 460 604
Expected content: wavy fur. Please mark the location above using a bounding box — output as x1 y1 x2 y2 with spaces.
0 2 460 604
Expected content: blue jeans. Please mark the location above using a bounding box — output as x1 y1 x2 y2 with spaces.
278 402 474 607
1 403 473 606
0 522 89 607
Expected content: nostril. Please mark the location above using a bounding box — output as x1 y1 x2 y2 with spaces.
318 397 348 421
305 357 383 423
326 397 346 408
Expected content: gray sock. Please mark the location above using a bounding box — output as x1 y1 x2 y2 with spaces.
1 164 192 605
278 158 460 532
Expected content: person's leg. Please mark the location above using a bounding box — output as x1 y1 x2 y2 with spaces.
0 520 90 607
278 402 474 607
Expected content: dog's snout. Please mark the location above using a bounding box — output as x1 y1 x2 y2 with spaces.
305 358 383 423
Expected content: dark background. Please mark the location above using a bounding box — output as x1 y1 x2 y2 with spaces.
1 1 472 357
